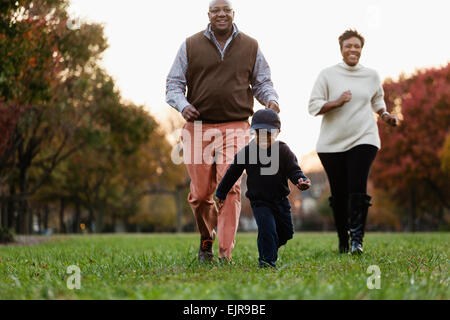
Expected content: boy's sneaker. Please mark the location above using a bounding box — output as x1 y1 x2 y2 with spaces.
351 241 363 255
198 231 216 263
258 261 277 269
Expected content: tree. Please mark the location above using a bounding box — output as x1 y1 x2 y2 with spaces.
440 133 450 174
0 0 192 235
0 0 108 233
372 63 450 231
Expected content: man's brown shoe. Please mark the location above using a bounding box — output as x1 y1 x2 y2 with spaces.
198 231 216 263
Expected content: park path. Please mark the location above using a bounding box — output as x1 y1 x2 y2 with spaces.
0 235 55 247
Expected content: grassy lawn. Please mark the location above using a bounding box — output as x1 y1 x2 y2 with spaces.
0 233 448 299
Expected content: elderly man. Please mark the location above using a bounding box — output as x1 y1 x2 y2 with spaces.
166 0 279 262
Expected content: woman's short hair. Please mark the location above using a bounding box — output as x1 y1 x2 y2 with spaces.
338 29 365 49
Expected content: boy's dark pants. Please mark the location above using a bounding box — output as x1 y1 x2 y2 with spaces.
250 198 294 267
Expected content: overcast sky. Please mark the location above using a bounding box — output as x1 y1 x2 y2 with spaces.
68 0 450 157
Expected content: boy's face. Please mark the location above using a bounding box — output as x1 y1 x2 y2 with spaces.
256 129 280 148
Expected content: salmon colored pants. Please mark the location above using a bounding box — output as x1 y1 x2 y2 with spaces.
182 120 250 259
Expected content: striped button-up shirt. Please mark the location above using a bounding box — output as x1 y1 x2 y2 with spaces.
166 24 279 113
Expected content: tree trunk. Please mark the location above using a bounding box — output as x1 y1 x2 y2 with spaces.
175 186 183 233
7 184 16 230
73 200 81 233
37 207 42 234
0 198 6 229
27 207 33 234
59 198 66 234
18 164 29 234
437 206 443 231
17 197 28 234
410 188 416 232
43 204 49 231
96 209 104 233
111 212 116 232
88 206 95 233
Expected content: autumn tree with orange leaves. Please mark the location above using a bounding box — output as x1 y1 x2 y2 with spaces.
372 63 450 231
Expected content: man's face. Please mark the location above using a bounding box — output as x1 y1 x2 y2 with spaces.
208 0 234 35
341 37 362 66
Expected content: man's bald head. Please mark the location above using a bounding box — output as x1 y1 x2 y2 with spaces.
209 0 233 10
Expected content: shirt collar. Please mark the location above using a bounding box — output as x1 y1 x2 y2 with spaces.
339 60 363 71
204 23 239 40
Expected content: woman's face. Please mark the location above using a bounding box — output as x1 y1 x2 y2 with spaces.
341 37 362 66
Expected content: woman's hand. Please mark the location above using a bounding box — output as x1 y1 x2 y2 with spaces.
336 90 352 107
296 178 311 191
381 113 399 127
317 91 351 115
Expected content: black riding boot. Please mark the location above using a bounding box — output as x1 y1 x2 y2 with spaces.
349 193 372 255
329 196 349 253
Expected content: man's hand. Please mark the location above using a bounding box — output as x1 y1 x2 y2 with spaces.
296 178 311 191
266 100 280 113
381 113 399 127
181 105 200 122
336 90 352 107
217 199 225 210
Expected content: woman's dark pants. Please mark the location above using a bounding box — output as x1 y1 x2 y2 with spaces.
250 198 294 267
318 144 378 251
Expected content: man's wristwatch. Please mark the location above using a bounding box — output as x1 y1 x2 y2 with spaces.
381 111 390 120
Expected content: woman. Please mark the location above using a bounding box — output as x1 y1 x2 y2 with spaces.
308 29 398 255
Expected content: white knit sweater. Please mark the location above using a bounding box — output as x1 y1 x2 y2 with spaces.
308 62 386 153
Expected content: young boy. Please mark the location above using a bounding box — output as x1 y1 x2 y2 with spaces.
216 109 311 268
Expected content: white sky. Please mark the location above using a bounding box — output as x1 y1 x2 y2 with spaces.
68 0 450 157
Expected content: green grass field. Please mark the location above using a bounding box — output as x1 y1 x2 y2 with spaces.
0 233 448 299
